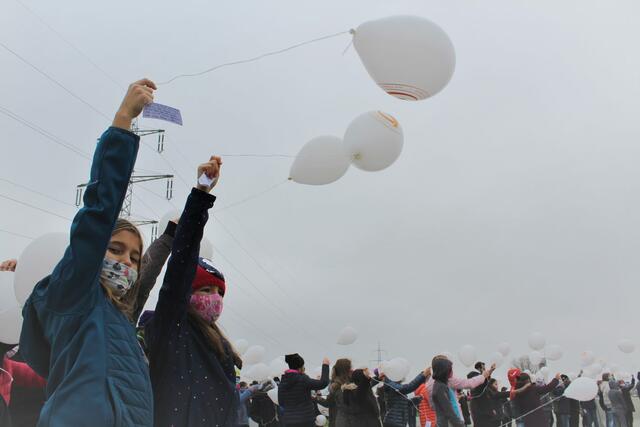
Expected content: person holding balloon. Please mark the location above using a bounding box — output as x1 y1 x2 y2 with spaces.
379 365 431 427
143 156 244 426
18 79 157 427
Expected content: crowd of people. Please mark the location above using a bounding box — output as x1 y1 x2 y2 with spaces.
0 79 638 427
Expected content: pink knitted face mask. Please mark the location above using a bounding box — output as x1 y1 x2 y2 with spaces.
190 293 223 324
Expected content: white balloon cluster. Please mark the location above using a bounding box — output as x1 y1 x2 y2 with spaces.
289 111 403 185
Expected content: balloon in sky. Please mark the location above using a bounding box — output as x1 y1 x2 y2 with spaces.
337 326 358 345
14 232 68 306
243 345 266 365
353 15 456 101
497 342 511 357
564 377 598 401
528 332 546 351
539 366 550 380
458 345 477 368
316 415 327 426
344 111 403 172
290 136 351 185
580 351 596 367
269 358 288 378
267 387 279 405
0 305 22 344
489 352 504 368
159 210 180 235
617 339 635 354
245 363 270 382
200 237 214 260
383 358 409 382
529 351 543 366
234 339 249 355
545 344 563 361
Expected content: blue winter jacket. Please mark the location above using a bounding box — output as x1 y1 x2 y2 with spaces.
19 127 153 427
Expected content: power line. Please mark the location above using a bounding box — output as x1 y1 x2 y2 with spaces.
0 227 34 240
0 41 111 120
216 179 288 212
0 177 77 208
14 0 125 90
0 192 72 222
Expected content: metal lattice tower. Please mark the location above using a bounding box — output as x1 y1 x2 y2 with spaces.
370 342 388 366
131 119 166 152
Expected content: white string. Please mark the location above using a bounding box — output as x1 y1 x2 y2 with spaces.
158 30 351 85
0 367 14 384
498 394 563 427
216 179 288 212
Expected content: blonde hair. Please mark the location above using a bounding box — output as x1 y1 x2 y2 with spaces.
102 218 144 321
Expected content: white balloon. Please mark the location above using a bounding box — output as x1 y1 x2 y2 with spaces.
234 339 249 355
617 339 635 354
14 232 68 305
497 342 511 357
0 305 22 344
353 15 456 101
200 237 214 260
289 136 351 185
269 358 288 379
243 345 266 365
564 377 598 401
0 273 17 313
539 367 551 380
489 352 504 368
529 351 543 366
245 363 270 382
267 387 279 405
528 332 546 351
545 344 563 361
383 358 409 382
158 210 180 235
344 111 403 172
337 326 358 346
315 414 327 426
580 351 596 367
458 345 477 368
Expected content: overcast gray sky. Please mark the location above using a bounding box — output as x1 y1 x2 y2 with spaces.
1 0 639 383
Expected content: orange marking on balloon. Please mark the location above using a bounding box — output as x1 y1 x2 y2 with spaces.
377 111 399 128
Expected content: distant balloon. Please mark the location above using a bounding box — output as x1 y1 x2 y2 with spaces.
529 351 543 366
580 351 596 367
0 305 22 344
617 339 635 354
458 345 477 368
528 332 546 351
497 342 511 357
489 352 504 368
545 344 563 361
316 415 327 426
383 358 410 382
14 232 68 305
267 387 279 405
245 363 270 382
289 136 351 185
564 377 598 401
337 326 358 346
269 358 288 378
243 345 266 365
234 339 249 355
344 111 403 172
353 15 456 101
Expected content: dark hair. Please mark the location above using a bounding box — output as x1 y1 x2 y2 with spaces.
488 378 497 386
515 373 531 389
344 369 376 413
432 358 453 383
239 382 247 388
330 358 352 392
187 306 242 368
474 362 485 371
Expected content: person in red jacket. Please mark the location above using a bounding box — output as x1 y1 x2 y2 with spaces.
1 352 46 425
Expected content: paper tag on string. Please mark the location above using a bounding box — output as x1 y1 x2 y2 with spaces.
198 173 218 188
143 103 183 125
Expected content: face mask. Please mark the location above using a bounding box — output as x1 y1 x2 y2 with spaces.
101 258 137 297
190 293 224 324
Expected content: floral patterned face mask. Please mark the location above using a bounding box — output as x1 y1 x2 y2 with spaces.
190 293 224 324
100 258 137 297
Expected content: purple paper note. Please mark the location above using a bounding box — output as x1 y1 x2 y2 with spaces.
143 102 183 126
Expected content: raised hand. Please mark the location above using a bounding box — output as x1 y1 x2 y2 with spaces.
113 78 157 130
0 258 17 272
196 156 222 193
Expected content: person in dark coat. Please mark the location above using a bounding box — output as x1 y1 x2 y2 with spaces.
512 372 561 427
278 353 330 427
609 380 628 427
381 368 429 427
580 398 598 427
431 358 464 427
249 388 280 427
407 395 422 427
145 157 244 427
470 378 512 427
340 368 383 427
553 376 573 427
620 377 635 427
316 358 352 427
459 391 472 425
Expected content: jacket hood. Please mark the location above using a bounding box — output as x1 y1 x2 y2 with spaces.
609 379 620 390
432 358 452 383
279 370 304 391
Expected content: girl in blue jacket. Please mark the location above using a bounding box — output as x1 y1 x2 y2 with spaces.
144 156 244 426
19 79 156 427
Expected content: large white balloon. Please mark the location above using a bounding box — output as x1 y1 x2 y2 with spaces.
158 210 180 235
617 339 635 354
529 351 543 366
344 111 403 172
353 15 456 101
315 415 327 426
14 232 68 305
200 237 214 260
489 352 504 368
564 377 598 401
267 387 279 405
545 345 563 361
539 367 551 381
383 358 410 382
497 342 511 357
337 326 358 346
269 358 288 379
458 345 477 368
243 345 266 365
289 136 351 185
0 305 23 344
234 339 249 355
528 332 546 351
245 363 270 382
580 351 596 367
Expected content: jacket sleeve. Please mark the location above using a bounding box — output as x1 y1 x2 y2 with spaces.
132 221 176 322
398 373 426 394
152 188 215 325
448 374 486 390
304 364 330 390
316 391 335 408
537 378 560 395
432 383 464 427
44 127 139 312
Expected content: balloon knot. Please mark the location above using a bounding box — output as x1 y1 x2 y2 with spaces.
349 29 356 35
353 153 361 160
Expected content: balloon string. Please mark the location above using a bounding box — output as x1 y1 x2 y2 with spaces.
498 394 563 427
216 179 289 212
370 377 421 412
0 367 14 384
157 30 352 85
220 154 294 158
